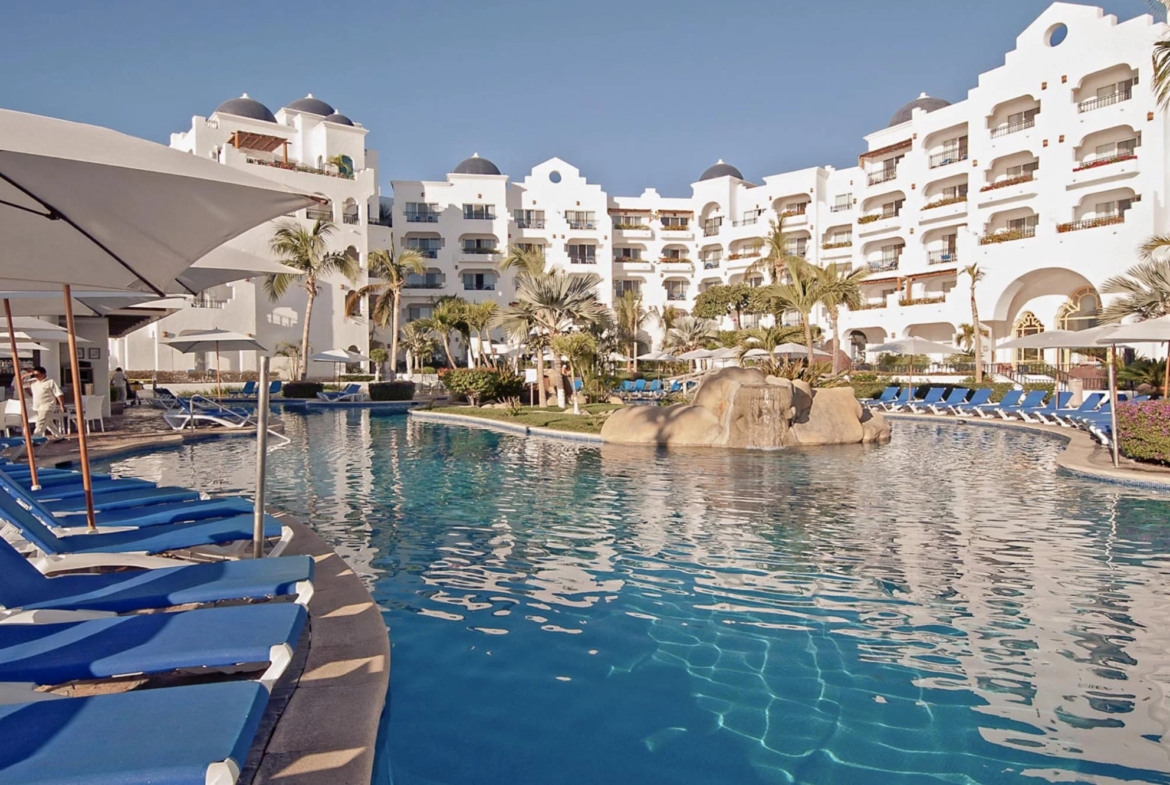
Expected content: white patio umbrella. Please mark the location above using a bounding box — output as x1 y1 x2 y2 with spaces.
170 247 300 295
677 349 714 360
773 342 832 359
163 329 268 399
868 337 962 393
0 342 50 357
742 348 771 359
1096 317 1170 468
0 108 321 527
311 348 373 382
608 351 633 362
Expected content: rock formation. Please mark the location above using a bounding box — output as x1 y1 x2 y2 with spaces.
600 367 890 449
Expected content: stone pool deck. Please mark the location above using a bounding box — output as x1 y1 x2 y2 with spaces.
409 409 604 443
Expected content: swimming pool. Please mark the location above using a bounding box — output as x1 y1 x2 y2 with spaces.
99 411 1170 784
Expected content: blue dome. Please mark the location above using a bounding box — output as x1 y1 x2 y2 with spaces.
285 94 335 116
888 93 951 127
699 160 744 181
325 112 354 126
213 94 276 123
453 154 501 175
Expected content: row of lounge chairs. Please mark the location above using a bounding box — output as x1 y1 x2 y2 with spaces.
150 390 261 431
616 379 694 400
0 449 316 783
227 379 283 399
862 385 1148 446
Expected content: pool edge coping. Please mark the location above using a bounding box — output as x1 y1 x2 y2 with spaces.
885 412 1170 491
409 410 604 444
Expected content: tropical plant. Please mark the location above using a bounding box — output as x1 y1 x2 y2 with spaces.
499 244 548 276
735 325 805 353
1155 29 1170 111
1117 399 1170 465
650 304 683 337
265 219 360 379
815 263 867 373
426 299 467 368
462 301 500 366
753 359 843 387
761 259 822 364
399 321 436 377
962 263 987 382
1101 248 1170 393
664 316 717 353
343 243 427 380
495 300 549 407
692 283 754 326
613 290 649 372
746 217 805 284
274 341 303 380
551 332 597 414
439 367 524 407
369 347 389 381
1118 356 1167 393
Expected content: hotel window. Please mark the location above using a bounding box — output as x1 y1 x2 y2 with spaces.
1095 199 1133 219
664 280 688 301
661 215 690 228
461 238 497 253
1007 215 1039 232
941 184 969 200
404 238 441 258
567 244 596 264
516 242 543 255
613 214 646 228
462 203 496 220
661 248 687 261
614 247 642 261
404 202 439 222
1098 77 1136 100
1005 161 1039 179
880 199 904 219
832 194 852 212
880 244 903 263
405 272 443 288
1096 137 1138 158
827 231 852 245
565 210 596 229
703 216 723 236
463 272 496 291
407 306 433 321
740 209 759 225
1007 107 1040 127
613 280 641 297
785 238 808 258
513 209 545 228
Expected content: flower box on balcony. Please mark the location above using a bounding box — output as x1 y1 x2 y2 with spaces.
1056 215 1125 233
853 302 887 311
922 195 968 211
779 208 807 218
613 223 648 231
898 296 947 307
821 241 853 249
660 225 691 232
1072 153 1137 172
979 174 1034 192
979 227 1036 245
857 214 881 225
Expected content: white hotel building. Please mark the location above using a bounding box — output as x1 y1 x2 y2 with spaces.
121 3 1166 376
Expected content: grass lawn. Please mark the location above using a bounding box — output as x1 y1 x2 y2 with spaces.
427 403 623 434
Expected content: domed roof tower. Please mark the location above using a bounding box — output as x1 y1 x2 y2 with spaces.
452 153 501 175
699 160 744 181
212 94 276 123
888 93 951 127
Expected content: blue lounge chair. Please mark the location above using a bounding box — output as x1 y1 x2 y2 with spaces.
316 383 363 402
972 389 1023 418
269 380 283 395
1044 392 1106 426
994 389 1048 419
619 380 634 394
238 380 257 397
631 379 647 397
0 537 313 615
904 387 946 412
0 488 291 570
1015 391 1072 422
927 388 969 415
667 381 683 394
882 388 912 411
163 396 257 430
861 386 899 407
645 379 662 397
0 603 307 690
949 388 993 415
0 681 270 785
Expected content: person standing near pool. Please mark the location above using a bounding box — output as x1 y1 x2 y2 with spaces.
21 366 66 442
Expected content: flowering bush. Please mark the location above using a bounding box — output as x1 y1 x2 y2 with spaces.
1072 153 1136 172
857 214 881 224
1056 215 1124 233
821 241 853 249
1117 399 1170 466
922 195 968 210
979 228 1034 245
979 174 1034 192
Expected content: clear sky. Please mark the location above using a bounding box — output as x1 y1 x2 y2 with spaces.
1 0 1157 197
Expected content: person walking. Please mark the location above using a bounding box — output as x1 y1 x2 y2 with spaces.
111 367 130 404
21 366 65 442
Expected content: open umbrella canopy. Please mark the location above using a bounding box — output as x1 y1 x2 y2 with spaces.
709 347 739 360
997 326 1122 350
1095 316 1170 344
677 349 714 360
171 247 300 294
742 348 771 359
0 108 322 295
0 289 156 317
0 341 50 357
868 337 960 356
310 348 372 364
772 342 832 357
608 351 633 362
995 330 1076 350
163 329 267 354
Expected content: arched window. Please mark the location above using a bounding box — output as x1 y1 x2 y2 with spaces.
1057 286 1102 366
1012 311 1044 364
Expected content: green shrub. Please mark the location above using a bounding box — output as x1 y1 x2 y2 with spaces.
848 372 888 400
1117 400 1170 465
281 381 323 399
438 368 524 406
340 374 375 382
421 366 437 375
368 381 415 401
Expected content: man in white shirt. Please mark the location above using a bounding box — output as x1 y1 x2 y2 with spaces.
21 366 65 442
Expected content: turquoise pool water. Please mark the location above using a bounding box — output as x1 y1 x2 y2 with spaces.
99 412 1170 784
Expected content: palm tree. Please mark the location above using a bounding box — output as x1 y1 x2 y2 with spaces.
613 290 648 373
814 263 867 374
399 321 436 377
265 219 360 379
427 299 465 368
747 217 804 284
650 304 683 340
962 263 987 382
764 259 822 364
1155 30 1170 110
736 324 805 353
500 244 548 276
462 301 500 366
551 333 597 414
664 316 717 353
495 301 548 407
1101 247 1170 393
274 341 303 380
343 243 426 381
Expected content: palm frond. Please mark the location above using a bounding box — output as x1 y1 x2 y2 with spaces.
263 272 298 302
1154 37 1170 111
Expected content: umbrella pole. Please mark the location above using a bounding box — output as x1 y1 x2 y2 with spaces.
3 299 39 490
216 342 222 401
62 285 96 531
1109 346 1120 468
253 356 271 559
1164 340 1169 397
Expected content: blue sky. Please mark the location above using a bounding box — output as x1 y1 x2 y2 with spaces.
1 0 1156 196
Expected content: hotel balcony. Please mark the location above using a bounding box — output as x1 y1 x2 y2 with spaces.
928 149 968 169
659 260 695 273
613 223 653 238
244 156 354 180
989 118 1035 138
820 241 853 259
927 250 959 266
514 219 545 229
867 168 899 186
701 258 722 270
405 212 440 224
458 248 501 263
569 254 598 266
306 207 332 221
979 225 1036 245
659 225 693 240
1068 153 1139 189
615 257 654 272
1056 215 1125 233
919 196 968 223
976 174 1038 207
857 212 902 237
867 258 900 274
1078 88 1132 114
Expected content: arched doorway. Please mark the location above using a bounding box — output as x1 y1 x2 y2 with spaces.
1056 286 1103 367
849 330 868 360
1012 311 1044 365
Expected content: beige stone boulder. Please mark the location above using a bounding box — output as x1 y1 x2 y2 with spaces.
860 408 892 443
788 387 864 446
600 402 726 446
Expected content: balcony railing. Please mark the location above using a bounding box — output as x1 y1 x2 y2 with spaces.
1073 152 1137 172
703 224 722 237
306 207 332 221
929 150 968 168
191 297 227 309
614 255 644 263
702 259 721 269
899 295 947 307
927 250 959 265
515 220 545 229
979 225 1037 244
245 157 354 179
979 173 1035 192
666 291 688 302
867 168 898 186
461 247 499 255
342 213 360 225
922 195 967 210
726 251 761 260
567 221 597 230
660 224 691 232
1078 89 1132 114
659 256 691 264
407 248 439 259
853 301 888 311
405 213 440 223
990 118 1035 138
779 204 808 217
858 210 899 225
405 280 444 289
732 216 758 227
569 255 597 265
831 203 852 212
613 222 648 231
1056 215 1125 233
822 241 853 250
464 284 496 291
867 259 900 273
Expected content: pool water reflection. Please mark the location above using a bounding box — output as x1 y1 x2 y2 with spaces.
99 412 1170 784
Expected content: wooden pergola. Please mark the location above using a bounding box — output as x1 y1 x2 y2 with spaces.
229 130 290 163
